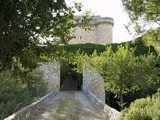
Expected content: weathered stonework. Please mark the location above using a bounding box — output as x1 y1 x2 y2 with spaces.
4 91 55 120
105 105 120 120
82 68 120 119
69 16 114 45
38 60 60 92
82 68 105 110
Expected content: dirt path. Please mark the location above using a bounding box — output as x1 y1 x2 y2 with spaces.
28 91 108 120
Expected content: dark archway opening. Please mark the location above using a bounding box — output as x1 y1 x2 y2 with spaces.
61 75 77 90
60 65 82 91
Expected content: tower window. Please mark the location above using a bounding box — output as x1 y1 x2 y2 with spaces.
80 36 82 40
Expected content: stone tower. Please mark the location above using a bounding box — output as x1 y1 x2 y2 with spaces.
69 16 114 45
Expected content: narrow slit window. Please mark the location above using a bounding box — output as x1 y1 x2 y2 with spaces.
80 36 82 40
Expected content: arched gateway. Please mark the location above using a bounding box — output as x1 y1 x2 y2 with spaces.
38 61 105 110
61 75 77 91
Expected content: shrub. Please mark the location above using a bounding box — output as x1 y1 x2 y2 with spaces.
0 70 47 119
119 90 160 120
26 70 48 98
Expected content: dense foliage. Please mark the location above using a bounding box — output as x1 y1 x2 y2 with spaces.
0 70 47 119
63 39 157 56
120 1 160 113
0 1 92 118
119 90 160 120
73 44 160 110
62 43 106 54
0 0 92 74
103 46 159 110
122 0 160 35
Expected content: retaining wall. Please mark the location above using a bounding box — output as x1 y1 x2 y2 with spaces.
4 92 55 120
82 68 105 110
82 68 120 119
38 60 60 92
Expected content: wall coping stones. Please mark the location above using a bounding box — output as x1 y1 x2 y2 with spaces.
104 105 120 120
4 91 55 120
84 90 105 111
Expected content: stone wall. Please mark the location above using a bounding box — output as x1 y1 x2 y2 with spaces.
96 22 113 44
4 61 60 120
69 15 114 45
4 92 55 120
38 60 60 92
82 68 105 110
82 68 120 118
69 26 97 44
105 105 120 120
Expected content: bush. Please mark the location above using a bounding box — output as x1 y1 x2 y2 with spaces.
62 43 106 54
0 70 47 119
119 90 160 120
26 70 48 98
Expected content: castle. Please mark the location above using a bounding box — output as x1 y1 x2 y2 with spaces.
69 15 114 45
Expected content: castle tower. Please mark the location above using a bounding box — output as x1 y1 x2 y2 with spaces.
95 16 114 44
69 16 114 45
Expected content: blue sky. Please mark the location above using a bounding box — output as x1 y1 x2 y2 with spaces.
67 0 134 43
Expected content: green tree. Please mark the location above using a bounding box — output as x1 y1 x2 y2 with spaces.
122 0 160 35
119 89 160 120
0 70 47 119
76 45 159 110
0 0 92 73
102 45 159 110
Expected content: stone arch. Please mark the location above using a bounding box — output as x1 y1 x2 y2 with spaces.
61 75 77 91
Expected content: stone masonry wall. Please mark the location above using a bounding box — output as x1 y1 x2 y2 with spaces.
69 26 97 44
82 68 120 119
69 15 114 45
38 60 60 92
82 68 105 110
4 91 55 120
96 22 113 44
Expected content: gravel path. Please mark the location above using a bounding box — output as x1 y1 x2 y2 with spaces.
28 91 109 120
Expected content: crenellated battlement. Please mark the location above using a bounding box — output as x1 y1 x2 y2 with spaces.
69 15 114 45
93 16 114 26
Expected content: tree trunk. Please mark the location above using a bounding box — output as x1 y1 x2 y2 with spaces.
120 85 123 110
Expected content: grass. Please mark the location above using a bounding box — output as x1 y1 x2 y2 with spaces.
53 92 82 120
